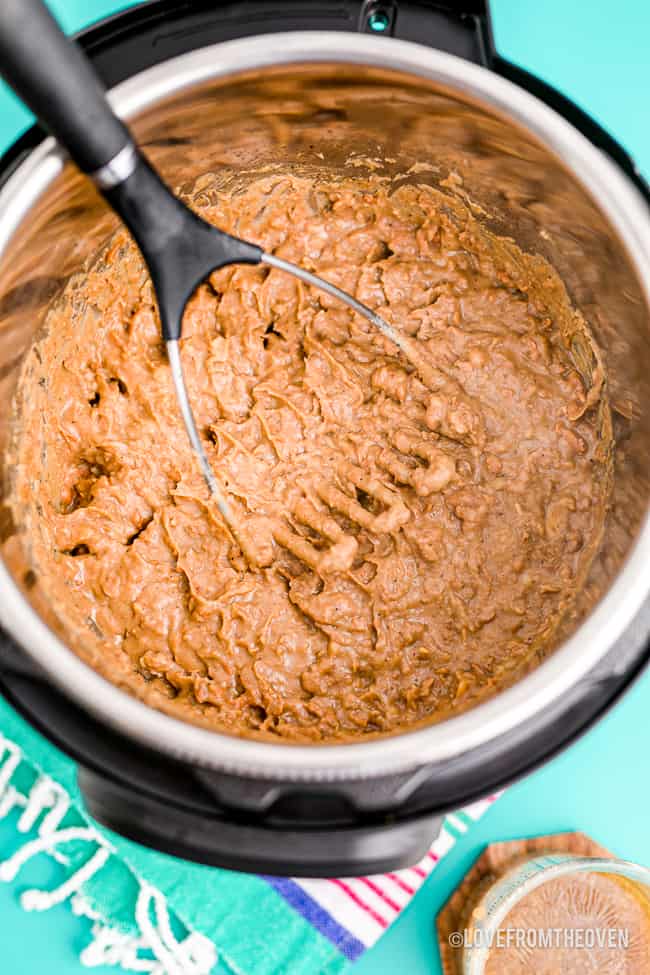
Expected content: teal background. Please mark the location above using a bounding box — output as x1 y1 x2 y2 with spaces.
0 1 649 972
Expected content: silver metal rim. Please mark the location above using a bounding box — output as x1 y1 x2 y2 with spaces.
89 141 138 190
0 32 649 780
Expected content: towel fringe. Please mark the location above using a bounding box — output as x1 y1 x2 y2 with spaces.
74 891 217 974
0 733 217 975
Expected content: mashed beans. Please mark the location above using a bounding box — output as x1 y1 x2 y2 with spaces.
11 171 612 741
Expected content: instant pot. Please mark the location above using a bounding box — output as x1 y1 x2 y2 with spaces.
0 0 649 877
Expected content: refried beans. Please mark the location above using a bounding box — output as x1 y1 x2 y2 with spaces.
10 170 613 742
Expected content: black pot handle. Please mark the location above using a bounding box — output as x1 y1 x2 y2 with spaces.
0 0 130 174
78 764 442 877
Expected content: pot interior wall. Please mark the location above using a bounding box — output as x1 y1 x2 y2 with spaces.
0 64 648 707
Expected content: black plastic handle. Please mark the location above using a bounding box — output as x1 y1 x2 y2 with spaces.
78 765 442 877
0 0 263 343
0 0 130 173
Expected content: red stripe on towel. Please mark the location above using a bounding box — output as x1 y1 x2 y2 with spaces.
386 873 416 895
328 879 389 928
359 878 401 913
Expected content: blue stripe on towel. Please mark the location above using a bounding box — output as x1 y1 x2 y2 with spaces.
263 876 366 961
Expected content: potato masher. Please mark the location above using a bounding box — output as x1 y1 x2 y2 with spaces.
0 0 433 559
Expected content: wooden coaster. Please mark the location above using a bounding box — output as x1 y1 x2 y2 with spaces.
436 832 613 975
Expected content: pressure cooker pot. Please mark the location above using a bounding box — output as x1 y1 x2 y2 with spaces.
0 1 648 876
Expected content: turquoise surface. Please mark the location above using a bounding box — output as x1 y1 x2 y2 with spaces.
0 1 649 972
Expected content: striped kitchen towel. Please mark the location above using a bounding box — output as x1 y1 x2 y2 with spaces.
264 798 498 963
0 696 498 975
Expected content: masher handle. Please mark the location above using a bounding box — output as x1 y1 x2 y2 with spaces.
0 0 264 344
0 0 131 175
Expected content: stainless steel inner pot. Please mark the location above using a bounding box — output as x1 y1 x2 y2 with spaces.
0 33 649 781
